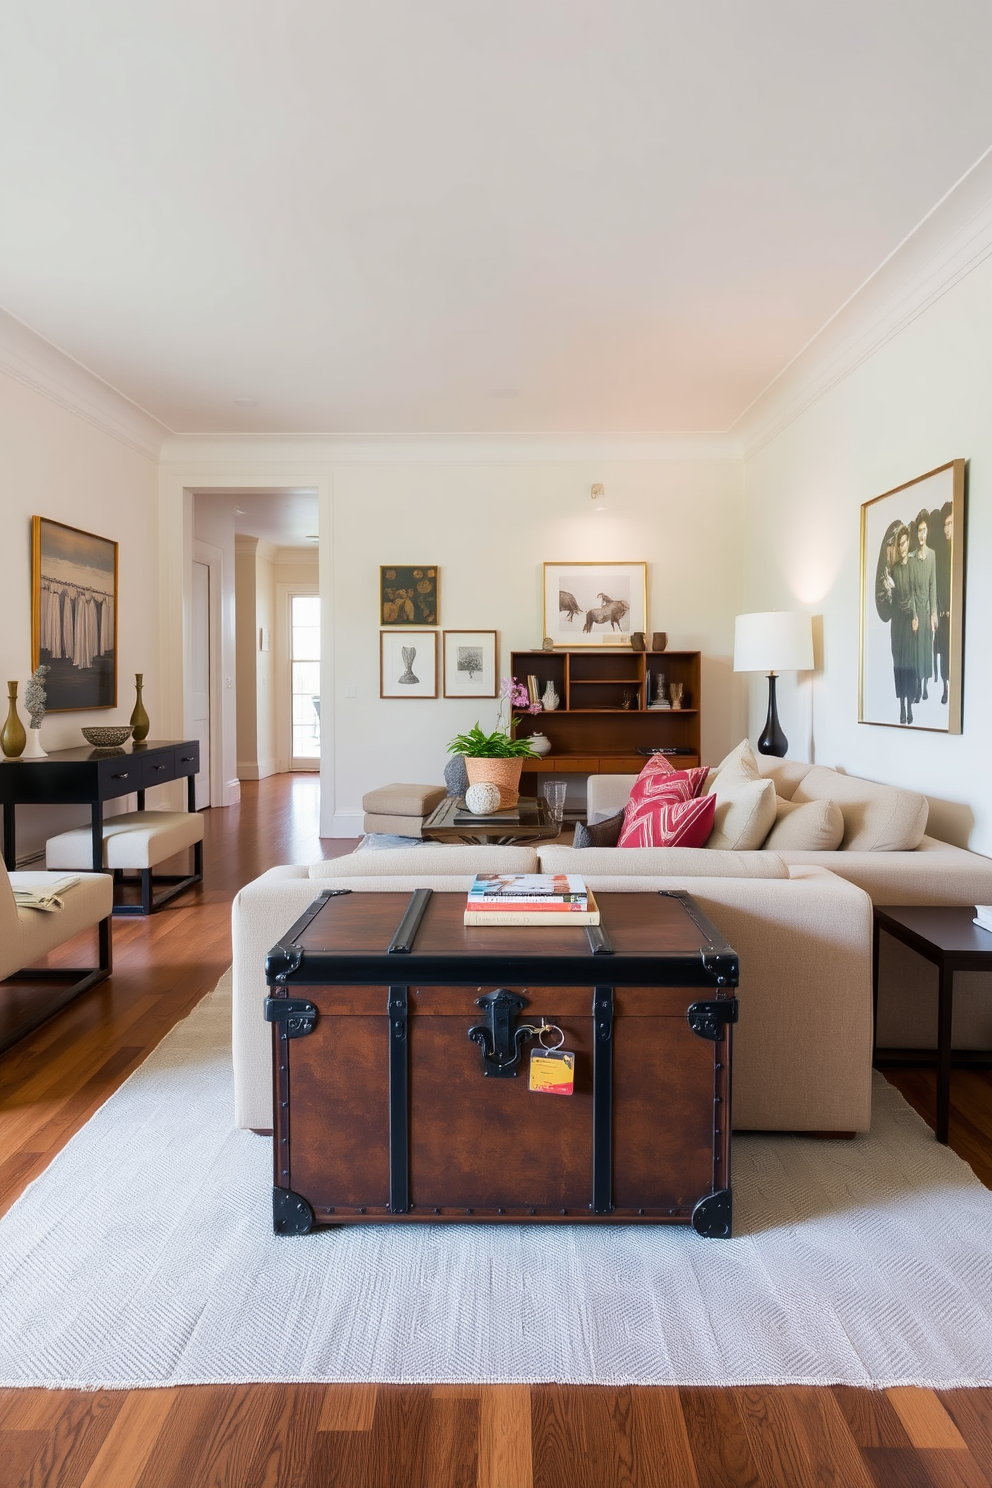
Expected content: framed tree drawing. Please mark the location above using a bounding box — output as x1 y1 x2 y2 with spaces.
859 459 965 733
543 561 647 646
380 630 438 698
380 566 439 625
442 630 497 698
32 516 118 711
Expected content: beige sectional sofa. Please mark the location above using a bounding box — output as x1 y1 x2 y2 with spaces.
585 754 992 1051
232 843 874 1138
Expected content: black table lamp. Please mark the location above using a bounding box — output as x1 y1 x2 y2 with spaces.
733 611 814 757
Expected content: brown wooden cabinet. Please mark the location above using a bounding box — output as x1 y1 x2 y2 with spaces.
509 649 701 788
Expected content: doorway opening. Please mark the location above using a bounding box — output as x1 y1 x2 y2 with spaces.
290 593 320 770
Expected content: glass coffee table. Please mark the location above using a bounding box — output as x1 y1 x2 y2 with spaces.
421 795 562 845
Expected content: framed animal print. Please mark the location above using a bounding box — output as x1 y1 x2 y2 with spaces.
442 630 498 698
380 630 438 698
380 566 439 626
859 460 965 733
543 562 647 647
32 516 118 711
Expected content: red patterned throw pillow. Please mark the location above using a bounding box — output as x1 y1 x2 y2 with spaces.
617 758 715 848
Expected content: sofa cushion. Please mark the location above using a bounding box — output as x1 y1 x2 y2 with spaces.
538 845 790 878
309 844 540 878
573 811 624 849
704 737 761 794
754 755 814 800
763 796 845 851
706 776 778 851
618 765 713 849
791 766 928 851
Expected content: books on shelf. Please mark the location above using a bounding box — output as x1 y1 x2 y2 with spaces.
464 873 600 925
974 905 992 933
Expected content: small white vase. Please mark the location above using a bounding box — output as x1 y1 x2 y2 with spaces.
527 732 552 756
541 682 559 711
21 727 48 759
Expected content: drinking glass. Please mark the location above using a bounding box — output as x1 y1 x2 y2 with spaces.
542 780 567 823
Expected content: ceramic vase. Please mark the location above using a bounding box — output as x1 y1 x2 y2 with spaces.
1 682 26 759
21 728 47 759
130 673 150 743
527 732 552 756
541 682 559 712
464 756 523 809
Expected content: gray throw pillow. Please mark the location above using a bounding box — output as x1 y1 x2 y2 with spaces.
573 811 625 848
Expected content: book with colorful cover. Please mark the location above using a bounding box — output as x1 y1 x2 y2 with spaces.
464 889 600 927
466 873 587 905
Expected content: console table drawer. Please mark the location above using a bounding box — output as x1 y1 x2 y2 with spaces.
174 744 200 777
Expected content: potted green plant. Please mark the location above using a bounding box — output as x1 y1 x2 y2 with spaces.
447 678 541 807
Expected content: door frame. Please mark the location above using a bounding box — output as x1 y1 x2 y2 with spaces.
193 539 224 808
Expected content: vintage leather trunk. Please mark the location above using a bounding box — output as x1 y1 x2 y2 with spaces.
264 888 739 1238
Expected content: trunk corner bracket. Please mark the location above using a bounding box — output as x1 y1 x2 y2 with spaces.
687 998 739 1041
265 997 318 1038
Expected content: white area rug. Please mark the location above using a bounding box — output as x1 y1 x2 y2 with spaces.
3 978 992 1389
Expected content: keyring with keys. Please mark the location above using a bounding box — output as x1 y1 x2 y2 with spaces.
527 1020 575 1095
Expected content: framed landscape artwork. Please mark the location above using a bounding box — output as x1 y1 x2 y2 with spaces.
380 630 438 698
543 561 647 646
380 566 439 626
31 516 118 711
859 459 965 733
442 630 497 698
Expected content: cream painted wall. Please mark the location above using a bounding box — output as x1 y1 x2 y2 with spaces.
329 458 744 833
255 546 277 775
192 496 240 804
0 368 159 861
234 537 258 774
743 252 992 852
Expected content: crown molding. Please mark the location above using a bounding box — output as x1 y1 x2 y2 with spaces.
159 430 741 468
735 147 992 461
0 307 169 461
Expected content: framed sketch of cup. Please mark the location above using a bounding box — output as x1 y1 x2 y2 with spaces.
380 630 438 698
859 460 965 733
442 630 497 698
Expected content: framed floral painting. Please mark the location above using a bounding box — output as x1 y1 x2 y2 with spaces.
380 566 438 626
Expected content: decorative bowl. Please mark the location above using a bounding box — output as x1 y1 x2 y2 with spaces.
81 726 134 748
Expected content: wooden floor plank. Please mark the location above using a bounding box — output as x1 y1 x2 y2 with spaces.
0 1430 49 1488
831 1385 913 1450
77 1389 178 1488
679 1386 766 1488
886 1390 969 1450
317 1383 379 1431
480 1384 533 1488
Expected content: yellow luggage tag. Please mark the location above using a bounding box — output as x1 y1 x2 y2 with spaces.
528 1024 575 1096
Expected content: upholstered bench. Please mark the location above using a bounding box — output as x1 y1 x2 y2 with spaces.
46 809 204 916
0 863 113 1053
362 783 446 837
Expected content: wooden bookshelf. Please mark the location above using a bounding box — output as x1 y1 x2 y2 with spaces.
509 649 701 790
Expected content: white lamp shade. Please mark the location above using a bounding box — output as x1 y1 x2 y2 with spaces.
734 611 813 673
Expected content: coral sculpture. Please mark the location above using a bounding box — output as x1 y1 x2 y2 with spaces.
25 665 49 728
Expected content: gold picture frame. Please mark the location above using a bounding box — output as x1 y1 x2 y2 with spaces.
859 460 965 733
32 516 119 711
542 561 647 647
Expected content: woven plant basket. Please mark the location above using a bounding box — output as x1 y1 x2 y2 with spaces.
464 756 523 809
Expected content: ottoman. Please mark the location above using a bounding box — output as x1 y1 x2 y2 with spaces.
362 783 447 836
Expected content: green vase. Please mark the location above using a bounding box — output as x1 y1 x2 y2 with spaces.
130 673 150 743
2 681 26 759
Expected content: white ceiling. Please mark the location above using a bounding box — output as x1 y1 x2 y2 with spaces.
1 2 991 435
196 489 319 546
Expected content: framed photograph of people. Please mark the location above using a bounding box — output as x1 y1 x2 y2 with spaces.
379 630 438 698
31 516 118 711
442 630 498 698
542 562 647 646
380 566 439 626
859 460 965 733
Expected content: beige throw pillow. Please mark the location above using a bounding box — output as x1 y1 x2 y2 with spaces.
706 776 778 850
704 738 761 795
791 766 928 851
763 796 844 851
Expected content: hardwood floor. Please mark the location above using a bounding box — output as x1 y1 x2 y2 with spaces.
2 772 992 1488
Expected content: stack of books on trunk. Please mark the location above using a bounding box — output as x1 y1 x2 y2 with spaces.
974 905 992 933
463 873 600 926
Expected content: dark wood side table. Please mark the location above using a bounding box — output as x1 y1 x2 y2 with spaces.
0 740 200 872
873 905 992 1143
421 794 562 845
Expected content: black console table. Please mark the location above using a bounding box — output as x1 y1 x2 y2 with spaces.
0 740 199 872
